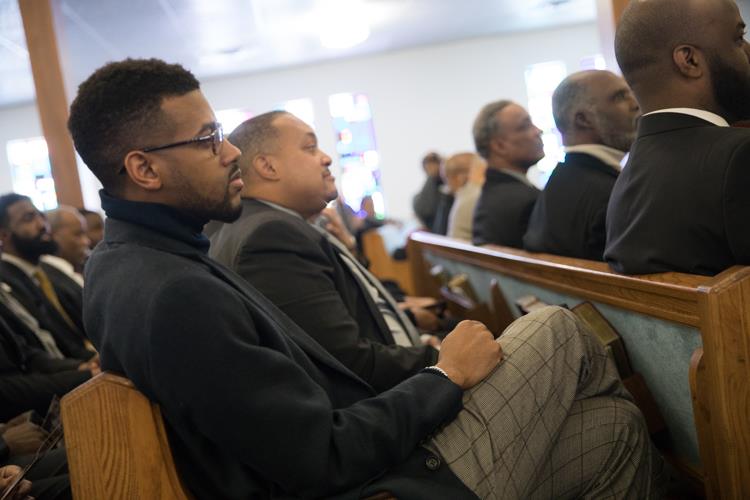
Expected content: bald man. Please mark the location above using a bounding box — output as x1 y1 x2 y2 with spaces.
605 0 750 275
524 70 639 260
209 111 440 392
39 206 89 336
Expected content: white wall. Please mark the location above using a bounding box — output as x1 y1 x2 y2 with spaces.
0 22 600 219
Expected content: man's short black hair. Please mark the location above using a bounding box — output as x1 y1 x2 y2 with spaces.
0 193 31 229
68 58 200 194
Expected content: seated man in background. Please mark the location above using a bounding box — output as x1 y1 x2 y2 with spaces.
412 151 443 229
71 58 654 499
605 0 750 275
429 152 474 236
471 101 543 247
43 206 90 280
523 70 640 260
0 195 92 360
0 307 95 420
446 152 486 240
210 111 439 392
39 208 88 334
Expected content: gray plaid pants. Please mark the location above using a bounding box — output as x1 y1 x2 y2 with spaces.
426 306 653 499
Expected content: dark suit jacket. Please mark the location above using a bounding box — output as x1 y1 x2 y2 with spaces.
0 261 90 360
605 113 750 275
209 199 438 393
472 169 539 247
413 176 443 228
0 307 88 421
524 153 619 261
86 210 473 500
431 193 454 235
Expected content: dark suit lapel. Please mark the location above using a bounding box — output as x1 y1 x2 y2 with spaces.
245 199 398 345
320 235 398 345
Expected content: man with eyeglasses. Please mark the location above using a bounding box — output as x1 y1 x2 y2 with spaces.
70 58 655 499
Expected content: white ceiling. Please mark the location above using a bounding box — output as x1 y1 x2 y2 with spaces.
0 0 596 109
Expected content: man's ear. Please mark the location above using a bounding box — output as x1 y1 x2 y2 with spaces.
673 44 705 79
252 155 280 181
489 136 506 157
574 109 595 130
122 151 163 191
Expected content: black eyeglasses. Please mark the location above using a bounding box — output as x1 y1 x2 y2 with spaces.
142 124 224 156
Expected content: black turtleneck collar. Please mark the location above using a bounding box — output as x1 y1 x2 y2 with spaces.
99 190 210 253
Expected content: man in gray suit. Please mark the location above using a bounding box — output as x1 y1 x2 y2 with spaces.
210 111 439 392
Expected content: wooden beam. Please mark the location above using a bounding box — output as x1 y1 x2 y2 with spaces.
18 0 83 208
596 0 631 73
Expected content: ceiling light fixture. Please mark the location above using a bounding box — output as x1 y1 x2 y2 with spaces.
318 0 370 49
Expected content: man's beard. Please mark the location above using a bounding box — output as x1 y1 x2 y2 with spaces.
708 52 750 123
592 111 637 152
12 232 58 262
173 166 243 224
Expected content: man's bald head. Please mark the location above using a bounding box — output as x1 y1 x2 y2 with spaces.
230 111 335 219
616 0 750 121
616 0 703 81
228 110 288 175
553 70 639 151
46 205 90 269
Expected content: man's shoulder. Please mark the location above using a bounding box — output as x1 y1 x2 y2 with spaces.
0 259 27 278
88 240 246 322
482 176 537 198
89 239 206 286
547 155 617 191
632 124 750 172
0 260 34 294
223 201 315 244
210 201 318 262
642 120 750 148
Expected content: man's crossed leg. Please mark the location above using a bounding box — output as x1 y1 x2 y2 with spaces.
428 307 653 499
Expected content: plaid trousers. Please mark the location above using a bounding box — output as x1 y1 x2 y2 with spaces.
426 306 654 499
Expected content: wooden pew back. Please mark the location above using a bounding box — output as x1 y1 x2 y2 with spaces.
361 230 416 295
61 373 191 500
408 232 750 499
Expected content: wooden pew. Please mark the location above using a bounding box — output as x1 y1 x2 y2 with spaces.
61 373 191 500
61 373 397 500
408 231 750 499
361 230 416 295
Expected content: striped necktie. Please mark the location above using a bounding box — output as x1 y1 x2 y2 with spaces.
313 226 422 346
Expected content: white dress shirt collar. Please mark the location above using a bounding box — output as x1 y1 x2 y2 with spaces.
644 108 729 127
563 144 626 172
40 255 84 287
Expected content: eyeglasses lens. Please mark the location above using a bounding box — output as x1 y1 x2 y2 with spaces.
213 126 224 156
